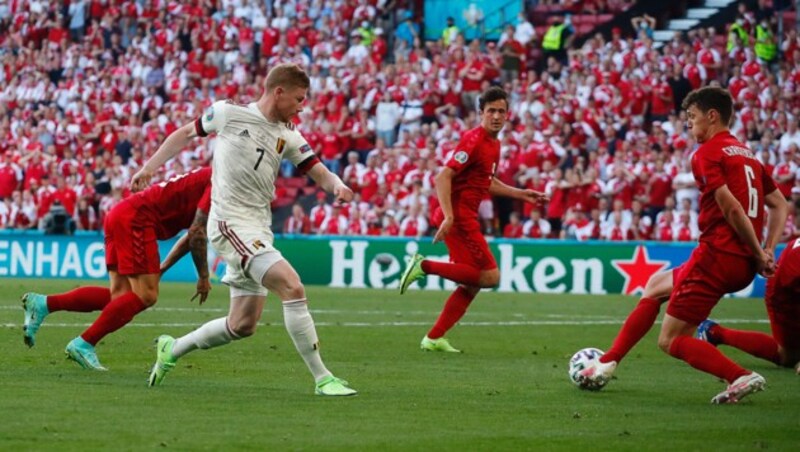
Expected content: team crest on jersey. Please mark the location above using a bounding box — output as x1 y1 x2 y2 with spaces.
276 138 287 154
299 144 312 154
204 106 214 121
454 151 469 164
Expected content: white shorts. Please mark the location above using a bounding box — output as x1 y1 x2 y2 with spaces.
478 199 494 220
208 220 284 297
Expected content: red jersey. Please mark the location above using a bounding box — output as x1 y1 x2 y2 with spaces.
503 223 524 238
648 172 673 208
692 132 777 257
445 126 500 224
768 238 800 299
126 168 212 240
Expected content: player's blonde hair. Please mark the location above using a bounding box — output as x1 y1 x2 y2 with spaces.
265 64 310 92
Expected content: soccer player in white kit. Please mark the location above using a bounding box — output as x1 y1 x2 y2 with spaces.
130 64 357 396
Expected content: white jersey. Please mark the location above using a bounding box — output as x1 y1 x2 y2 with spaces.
198 100 315 227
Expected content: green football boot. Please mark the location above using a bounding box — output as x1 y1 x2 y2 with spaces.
399 253 426 295
148 335 177 387
315 375 358 396
65 337 107 371
22 292 49 347
420 336 462 353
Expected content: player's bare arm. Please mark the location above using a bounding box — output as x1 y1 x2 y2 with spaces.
488 177 549 204
187 209 211 304
713 184 773 276
160 233 191 275
131 122 200 191
762 188 789 257
306 162 354 204
433 167 455 244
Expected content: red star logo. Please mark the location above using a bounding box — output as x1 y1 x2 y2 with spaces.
611 245 670 296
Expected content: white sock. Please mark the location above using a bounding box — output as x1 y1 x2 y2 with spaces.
172 317 238 359
283 299 331 382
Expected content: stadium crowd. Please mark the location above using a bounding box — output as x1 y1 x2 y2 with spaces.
0 0 799 242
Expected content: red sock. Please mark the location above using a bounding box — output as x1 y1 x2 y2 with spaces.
600 297 661 364
427 287 477 339
47 286 112 312
669 335 750 384
421 260 481 286
711 325 781 365
81 292 148 345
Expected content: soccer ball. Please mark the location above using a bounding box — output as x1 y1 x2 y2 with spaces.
568 347 606 390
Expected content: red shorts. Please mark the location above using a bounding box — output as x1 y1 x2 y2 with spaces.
430 210 494 271
667 243 756 325
765 268 800 351
104 201 160 276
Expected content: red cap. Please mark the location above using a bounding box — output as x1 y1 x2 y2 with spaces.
316 191 327 200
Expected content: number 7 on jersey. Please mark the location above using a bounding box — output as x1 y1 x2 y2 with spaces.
254 147 266 170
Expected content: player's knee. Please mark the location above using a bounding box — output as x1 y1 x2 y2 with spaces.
657 334 674 354
461 285 481 296
136 289 159 307
479 271 500 288
277 280 306 301
228 318 257 338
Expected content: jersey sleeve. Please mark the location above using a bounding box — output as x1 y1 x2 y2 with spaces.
195 101 229 137
761 163 778 194
445 135 478 174
283 128 320 173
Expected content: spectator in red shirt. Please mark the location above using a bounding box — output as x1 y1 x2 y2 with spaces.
499 25 524 84
524 209 552 238
320 205 349 235
630 211 653 240
359 154 384 203
457 51 485 112
606 164 635 209
655 209 676 241
561 205 591 240
399 204 429 239
346 208 369 236
674 211 699 242
320 122 343 175
646 158 674 219
383 212 400 236
73 197 97 231
545 168 568 235
309 192 332 233
604 211 629 241
503 211 524 238
773 147 796 199
342 151 366 192
0 153 22 198
284 203 312 235
649 69 674 122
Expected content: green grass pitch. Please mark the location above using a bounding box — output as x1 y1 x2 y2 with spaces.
1 278 799 451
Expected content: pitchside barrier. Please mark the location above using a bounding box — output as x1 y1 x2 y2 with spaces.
0 230 780 297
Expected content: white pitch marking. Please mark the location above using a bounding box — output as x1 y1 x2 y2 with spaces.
0 319 770 328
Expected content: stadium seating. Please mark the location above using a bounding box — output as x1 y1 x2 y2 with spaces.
0 0 797 242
